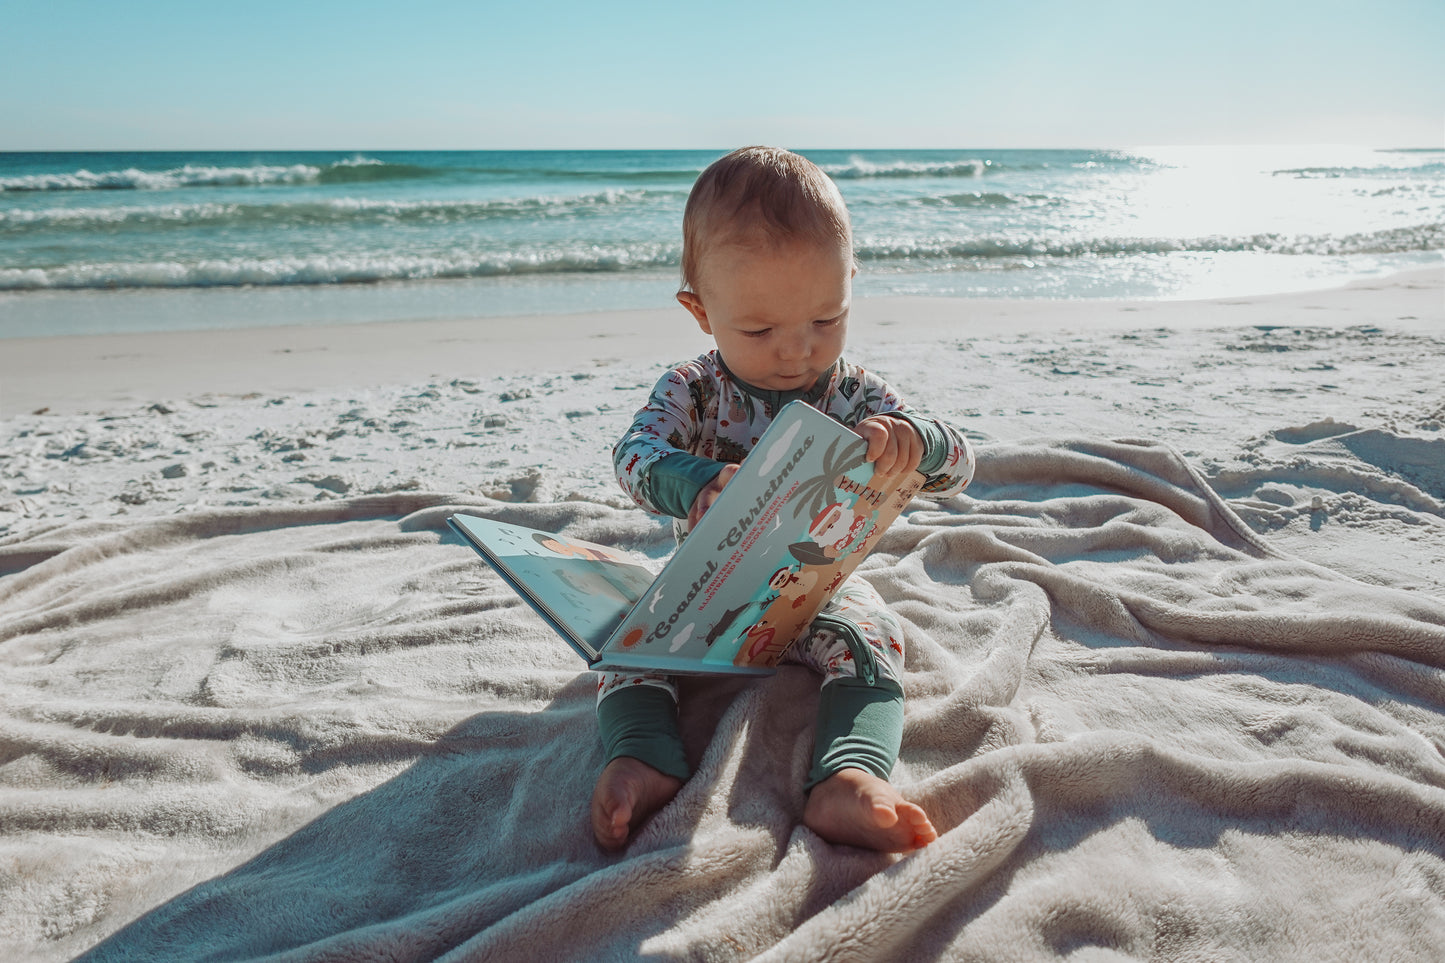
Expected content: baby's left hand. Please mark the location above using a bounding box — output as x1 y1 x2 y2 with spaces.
856 416 925 478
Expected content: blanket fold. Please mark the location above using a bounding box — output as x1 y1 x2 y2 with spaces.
3 437 1443 961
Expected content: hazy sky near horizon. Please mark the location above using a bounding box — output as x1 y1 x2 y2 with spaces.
4 0 1441 150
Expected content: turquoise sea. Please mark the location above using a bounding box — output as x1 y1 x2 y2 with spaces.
1 147 1441 337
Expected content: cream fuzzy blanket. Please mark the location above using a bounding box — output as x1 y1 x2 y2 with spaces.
3 439 1444 961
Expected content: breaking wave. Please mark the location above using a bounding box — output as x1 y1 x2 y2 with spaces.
6 223 1436 292
0 189 669 232
1273 162 1445 179
822 158 997 179
0 157 442 192
0 245 679 290
855 223 1445 262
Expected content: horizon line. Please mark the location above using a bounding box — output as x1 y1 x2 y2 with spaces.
3 143 1441 154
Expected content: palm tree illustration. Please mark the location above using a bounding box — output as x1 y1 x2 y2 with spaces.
790 435 868 521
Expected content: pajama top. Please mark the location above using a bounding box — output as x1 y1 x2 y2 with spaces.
613 350 976 532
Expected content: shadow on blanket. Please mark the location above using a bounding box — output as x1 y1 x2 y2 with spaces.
5 440 1445 961
75 676 729 961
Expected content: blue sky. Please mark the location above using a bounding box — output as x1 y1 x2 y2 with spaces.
4 0 1441 150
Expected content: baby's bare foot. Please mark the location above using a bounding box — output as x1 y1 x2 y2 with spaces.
803 767 938 853
591 756 684 851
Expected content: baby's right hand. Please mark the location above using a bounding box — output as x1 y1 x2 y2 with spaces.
688 463 740 529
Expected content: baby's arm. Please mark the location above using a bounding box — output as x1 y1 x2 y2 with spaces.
851 370 976 498
905 411 975 497
614 364 727 518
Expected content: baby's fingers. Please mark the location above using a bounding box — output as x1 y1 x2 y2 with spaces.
688 463 739 528
858 420 889 464
859 418 924 479
897 424 925 474
875 432 905 476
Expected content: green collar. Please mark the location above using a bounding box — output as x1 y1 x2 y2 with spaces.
715 352 840 413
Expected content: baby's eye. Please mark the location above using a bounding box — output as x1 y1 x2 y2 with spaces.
815 315 843 327
742 328 770 338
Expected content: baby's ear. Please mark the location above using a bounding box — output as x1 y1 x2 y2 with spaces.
676 291 712 334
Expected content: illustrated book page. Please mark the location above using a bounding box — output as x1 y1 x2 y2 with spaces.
450 401 922 676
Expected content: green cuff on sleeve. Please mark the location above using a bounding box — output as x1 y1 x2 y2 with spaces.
876 411 950 476
597 684 691 781
644 452 729 520
806 676 905 790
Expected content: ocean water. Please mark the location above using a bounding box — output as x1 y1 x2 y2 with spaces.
1 147 1441 337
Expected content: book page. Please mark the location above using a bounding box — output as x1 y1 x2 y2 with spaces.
450 515 658 655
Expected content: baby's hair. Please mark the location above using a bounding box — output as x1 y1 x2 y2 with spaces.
680 146 852 294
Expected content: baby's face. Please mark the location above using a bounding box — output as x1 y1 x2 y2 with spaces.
680 239 852 392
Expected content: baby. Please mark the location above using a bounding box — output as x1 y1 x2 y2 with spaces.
593 147 975 853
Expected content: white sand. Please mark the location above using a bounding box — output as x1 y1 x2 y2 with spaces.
3 269 1440 418
2 267 1444 960
3 268 1442 591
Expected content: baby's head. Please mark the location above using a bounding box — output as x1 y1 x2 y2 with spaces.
677 147 857 392
680 147 852 297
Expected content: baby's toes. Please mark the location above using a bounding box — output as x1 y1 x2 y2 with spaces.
899 803 938 844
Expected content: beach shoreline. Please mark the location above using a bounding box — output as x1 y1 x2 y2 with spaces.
3 265 1441 596
3 267 1440 418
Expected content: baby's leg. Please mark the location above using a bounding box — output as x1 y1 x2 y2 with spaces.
592 672 688 850
789 579 938 852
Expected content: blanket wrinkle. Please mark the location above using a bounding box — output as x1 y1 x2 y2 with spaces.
757 768 1036 963
972 437 1285 559
5 437 1445 960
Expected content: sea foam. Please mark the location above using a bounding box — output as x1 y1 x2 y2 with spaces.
853 223 1445 262
0 164 322 192
823 157 994 179
0 157 453 192
0 245 680 290
0 190 664 232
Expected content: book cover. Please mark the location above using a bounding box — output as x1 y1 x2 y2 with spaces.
449 401 922 676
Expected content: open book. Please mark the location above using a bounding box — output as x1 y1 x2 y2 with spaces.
448 401 922 676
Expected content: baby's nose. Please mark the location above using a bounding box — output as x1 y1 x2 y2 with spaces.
777 331 810 360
